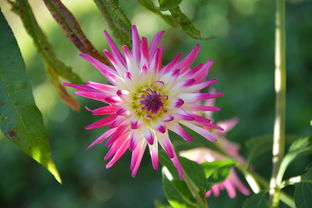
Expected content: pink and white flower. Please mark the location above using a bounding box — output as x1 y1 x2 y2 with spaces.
180 110 250 198
64 26 223 178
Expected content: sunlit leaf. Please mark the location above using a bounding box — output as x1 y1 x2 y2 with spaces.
295 168 312 208
0 11 62 184
242 191 269 208
201 160 236 185
158 0 182 11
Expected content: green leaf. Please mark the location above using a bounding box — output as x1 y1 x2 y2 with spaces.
93 0 132 47
169 7 212 40
43 0 109 65
138 0 179 27
11 0 82 85
201 160 236 185
11 0 81 111
245 135 297 166
160 152 208 207
242 191 269 208
0 11 62 183
295 168 312 208
278 137 312 181
162 169 197 208
180 157 207 194
159 151 207 193
158 0 182 11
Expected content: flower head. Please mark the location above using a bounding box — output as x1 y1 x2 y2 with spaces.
180 111 250 198
64 26 223 178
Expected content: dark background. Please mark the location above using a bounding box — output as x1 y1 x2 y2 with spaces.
1 0 311 207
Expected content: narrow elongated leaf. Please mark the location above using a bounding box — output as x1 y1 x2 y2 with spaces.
295 168 312 208
158 0 182 11
278 137 312 182
43 0 109 64
138 0 179 27
242 191 269 208
93 0 132 47
11 1 82 85
11 0 80 111
169 7 212 40
201 160 236 185
0 11 61 183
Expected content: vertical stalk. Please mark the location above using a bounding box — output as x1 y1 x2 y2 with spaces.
269 0 286 207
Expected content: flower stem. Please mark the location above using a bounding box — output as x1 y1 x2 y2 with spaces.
182 168 208 208
270 0 286 207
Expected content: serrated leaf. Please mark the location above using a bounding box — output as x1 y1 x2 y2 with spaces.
295 168 312 208
158 0 182 11
201 160 236 185
169 7 212 40
242 191 269 208
278 137 312 181
0 11 62 183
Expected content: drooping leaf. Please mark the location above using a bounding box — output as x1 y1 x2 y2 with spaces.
242 191 269 208
0 11 62 183
201 160 236 185
294 168 312 208
278 137 312 181
169 7 212 40
43 0 109 64
93 0 132 47
158 0 182 11
11 0 81 111
11 0 82 85
138 0 179 27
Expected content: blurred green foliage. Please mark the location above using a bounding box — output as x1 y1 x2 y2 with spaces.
0 0 311 207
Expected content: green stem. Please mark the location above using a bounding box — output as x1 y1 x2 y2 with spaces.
182 168 208 208
270 0 286 207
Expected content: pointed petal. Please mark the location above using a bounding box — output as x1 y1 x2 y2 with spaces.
169 123 193 142
131 25 141 64
103 30 126 66
182 122 218 142
87 128 115 149
85 115 117 130
175 44 200 73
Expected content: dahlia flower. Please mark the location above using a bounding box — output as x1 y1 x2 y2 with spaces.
180 112 250 198
64 26 223 178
